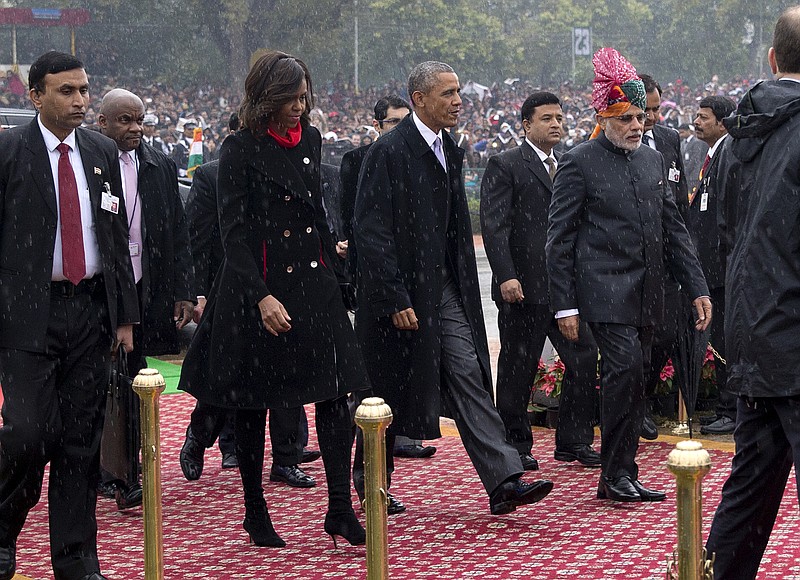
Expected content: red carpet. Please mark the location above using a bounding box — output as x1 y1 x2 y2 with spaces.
10 393 800 579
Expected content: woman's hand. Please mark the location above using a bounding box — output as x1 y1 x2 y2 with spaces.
258 295 292 336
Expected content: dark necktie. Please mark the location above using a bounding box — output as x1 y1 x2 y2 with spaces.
56 143 86 285
544 157 557 181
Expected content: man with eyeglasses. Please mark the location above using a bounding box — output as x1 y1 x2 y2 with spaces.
546 48 711 503
639 74 690 442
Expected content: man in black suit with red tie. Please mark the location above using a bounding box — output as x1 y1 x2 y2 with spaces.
480 91 600 471
0 52 139 580
639 74 690 440
688 96 736 435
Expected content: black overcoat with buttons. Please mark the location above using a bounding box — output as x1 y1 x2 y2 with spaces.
179 124 370 409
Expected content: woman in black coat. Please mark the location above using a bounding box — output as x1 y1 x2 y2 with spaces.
179 51 369 548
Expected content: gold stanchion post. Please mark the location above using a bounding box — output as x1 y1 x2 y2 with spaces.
666 440 714 579
133 368 165 580
354 397 393 580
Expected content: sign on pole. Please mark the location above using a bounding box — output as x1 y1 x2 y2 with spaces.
573 27 592 57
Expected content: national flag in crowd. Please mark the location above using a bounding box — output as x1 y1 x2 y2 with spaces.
187 127 203 179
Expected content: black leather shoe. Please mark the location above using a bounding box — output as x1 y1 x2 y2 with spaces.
269 464 316 488
519 452 539 471
221 451 239 469
597 475 641 502
700 415 735 435
301 449 322 463
699 414 719 426
641 416 659 440
387 492 406 515
97 480 117 499
393 444 437 459
0 542 16 580
115 482 143 511
79 574 109 580
554 445 602 467
490 478 553 515
180 429 205 481
631 479 666 502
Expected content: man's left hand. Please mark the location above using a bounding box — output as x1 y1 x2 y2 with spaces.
174 300 195 330
692 296 713 331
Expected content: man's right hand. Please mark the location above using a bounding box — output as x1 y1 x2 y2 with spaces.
258 295 292 336
500 278 524 303
557 314 580 342
391 307 419 331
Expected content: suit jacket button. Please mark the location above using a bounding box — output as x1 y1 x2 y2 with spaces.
284 195 291 201
303 157 310 165
286 265 294 273
283 229 291 237
310 261 318 268
306 227 312 234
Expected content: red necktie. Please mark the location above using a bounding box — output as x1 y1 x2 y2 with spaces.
56 143 86 285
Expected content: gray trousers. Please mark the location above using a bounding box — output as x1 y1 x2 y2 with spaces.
438 279 523 494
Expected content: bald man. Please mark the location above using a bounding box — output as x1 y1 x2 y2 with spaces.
97 89 195 509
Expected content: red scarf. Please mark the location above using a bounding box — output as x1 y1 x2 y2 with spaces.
267 123 302 148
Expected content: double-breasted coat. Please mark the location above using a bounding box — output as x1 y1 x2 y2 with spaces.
179 124 369 409
354 115 492 439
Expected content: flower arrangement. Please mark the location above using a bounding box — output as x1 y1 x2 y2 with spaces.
532 345 719 402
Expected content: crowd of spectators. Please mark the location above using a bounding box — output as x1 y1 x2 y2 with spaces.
1 67 758 168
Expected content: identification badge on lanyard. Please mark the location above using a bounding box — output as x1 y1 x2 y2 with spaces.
101 183 119 214
700 192 709 212
129 242 140 257
668 163 681 183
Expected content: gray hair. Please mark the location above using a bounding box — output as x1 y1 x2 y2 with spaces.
408 61 455 99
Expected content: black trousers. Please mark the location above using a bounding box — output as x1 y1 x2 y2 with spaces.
495 302 598 453
235 395 354 514
705 395 800 580
0 280 112 580
709 286 734 419
589 322 654 480
188 402 308 466
645 282 682 399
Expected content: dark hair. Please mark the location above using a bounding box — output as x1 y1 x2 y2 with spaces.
374 95 410 121
639 74 662 95
698 96 736 121
520 91 560 123
238 50 314 134
28 51 84 92
773 6 800 74
229 112 240 131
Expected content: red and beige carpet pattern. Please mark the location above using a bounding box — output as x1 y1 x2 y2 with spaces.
10 393 800 579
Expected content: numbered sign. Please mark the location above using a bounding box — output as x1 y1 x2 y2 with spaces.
573 28 592 56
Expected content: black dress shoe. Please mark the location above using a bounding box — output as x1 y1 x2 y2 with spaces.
554 445 602 467
115 482 143 511
641 415 659 440
0 542 16 580
180 429 205 481
269 464 316 488
490 478 553 515
387 492 406 515
597 475 641 502
631 479 666 502
221 451 239 469
699 414 719 426
393 444 437 459
97 480 118 499
519 452 539 471
301 449 322 463
700 415 735 435
79 574 109 580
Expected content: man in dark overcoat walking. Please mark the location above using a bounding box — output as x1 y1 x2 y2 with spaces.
355 61 553 515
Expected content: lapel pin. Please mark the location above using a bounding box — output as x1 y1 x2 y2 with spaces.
94 167 102 175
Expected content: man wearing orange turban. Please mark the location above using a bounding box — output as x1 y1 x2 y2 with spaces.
546 48 712 502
